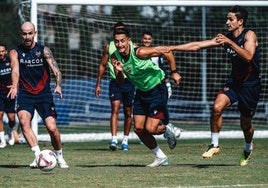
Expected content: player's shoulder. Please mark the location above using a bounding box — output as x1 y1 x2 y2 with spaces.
244 29 257 41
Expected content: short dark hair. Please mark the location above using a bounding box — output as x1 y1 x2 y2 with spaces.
229 5 248 26
0 44 7 50
113 22 125 30
113 28 130 38
142 31 152 37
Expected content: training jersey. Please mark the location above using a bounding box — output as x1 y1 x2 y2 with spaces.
113 42 165 91
15 43 51 95
108 41 130 79
224 29 260 85
0 56 12 97
151 56 168 79
107 41 117 79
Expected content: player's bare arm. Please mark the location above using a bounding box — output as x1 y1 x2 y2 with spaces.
136 46 181 85
136 46 166 58
169 37 221 52
7 49 19 99
44 46 63 99
162 51 181 85
95 44 109 97
216 31 257 62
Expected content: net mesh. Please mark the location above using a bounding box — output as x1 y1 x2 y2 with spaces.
18 2 268 132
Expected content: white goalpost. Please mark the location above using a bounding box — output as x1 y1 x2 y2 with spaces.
17 0 268 141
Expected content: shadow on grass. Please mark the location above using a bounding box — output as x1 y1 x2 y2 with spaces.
77 164 145 168
0 164 29 168
174 163 237 168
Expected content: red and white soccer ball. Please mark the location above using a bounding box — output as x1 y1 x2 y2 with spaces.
37 149 57 172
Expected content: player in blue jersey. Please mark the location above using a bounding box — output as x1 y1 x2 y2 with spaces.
202 5 260 166
112 28 181 167
162 5 260 166
95 22 135 151
7 22 69 168
0 44 16 148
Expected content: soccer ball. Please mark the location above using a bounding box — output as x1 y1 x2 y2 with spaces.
37 149 57 172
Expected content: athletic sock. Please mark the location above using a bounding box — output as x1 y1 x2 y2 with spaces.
55 149 63 159
244 142 253 152
211 132 219 147
0 131 5 143
111 136 118 144
31 145 40 158
151 145 166 158
122 135 128 145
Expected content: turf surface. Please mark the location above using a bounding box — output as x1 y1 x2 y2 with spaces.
1 138 268 188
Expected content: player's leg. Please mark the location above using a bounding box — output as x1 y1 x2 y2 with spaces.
0 110 6 148
6 112 16 145
5 98 16 145
17 109 40 167
108 80 122 150
36 98 68 169
44 116 68 168
238 83 260 166
121 80 135 150
110 99 121 150
121 105 132 150
134 114 168 167
17 94 41 166
146 82 177 149
239 115 254 166
202 93 230 158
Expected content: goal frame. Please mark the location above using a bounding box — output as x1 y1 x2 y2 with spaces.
31 0 268 35
27 0 268 141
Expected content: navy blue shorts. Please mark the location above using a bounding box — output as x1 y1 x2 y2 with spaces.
17 92 57 120
0 96 16 113
220 79 261 117
133 81 169 125
109 79 135 107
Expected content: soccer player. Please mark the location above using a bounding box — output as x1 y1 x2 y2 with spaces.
0 44 16 148
141 31 181 140
141 31 172 99
112 28 181 167
163 5 260 166
95 22 135 151
7 21 69 168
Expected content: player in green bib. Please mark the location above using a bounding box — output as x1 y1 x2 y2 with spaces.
112 28 181 167
95 22 135 151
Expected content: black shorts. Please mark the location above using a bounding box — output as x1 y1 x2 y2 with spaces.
220 79 261 117
109 79 135 107
133 82 169 125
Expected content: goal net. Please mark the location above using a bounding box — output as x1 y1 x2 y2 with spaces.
18 0 268 141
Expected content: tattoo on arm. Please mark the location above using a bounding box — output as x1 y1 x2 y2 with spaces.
44 46 62 86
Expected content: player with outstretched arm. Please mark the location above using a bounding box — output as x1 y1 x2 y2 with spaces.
112 28 181 167
149 5 260 166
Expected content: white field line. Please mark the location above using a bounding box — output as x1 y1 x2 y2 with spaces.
36 130 268 142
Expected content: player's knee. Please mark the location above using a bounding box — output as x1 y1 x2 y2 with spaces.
134 127 143 134
212 104 223 115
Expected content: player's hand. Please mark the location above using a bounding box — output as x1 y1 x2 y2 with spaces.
95 85 101 98
54 85 62 99
7 85 18 99
111 58 123 71
171 72 181 85
215 33 228 45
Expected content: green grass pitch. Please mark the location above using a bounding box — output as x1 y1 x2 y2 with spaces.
0 138 268 188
